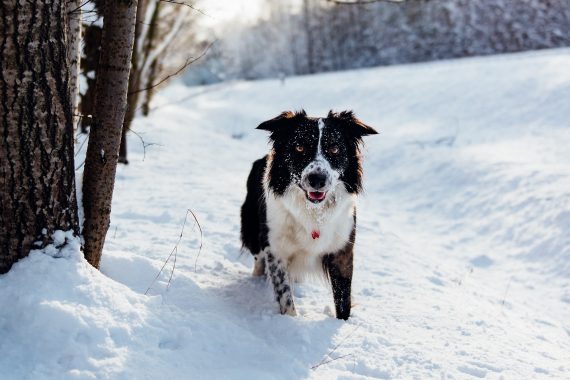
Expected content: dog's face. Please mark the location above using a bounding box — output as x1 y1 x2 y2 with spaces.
258 110 377 203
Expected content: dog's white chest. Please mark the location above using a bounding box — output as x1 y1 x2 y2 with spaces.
265 187 355 276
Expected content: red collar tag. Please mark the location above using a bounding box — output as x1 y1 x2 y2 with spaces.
311 230 320 240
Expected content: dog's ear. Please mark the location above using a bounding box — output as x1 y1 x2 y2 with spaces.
328 110 378 137
257 110 306 135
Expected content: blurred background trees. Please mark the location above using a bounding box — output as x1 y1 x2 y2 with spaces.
184 0 570 84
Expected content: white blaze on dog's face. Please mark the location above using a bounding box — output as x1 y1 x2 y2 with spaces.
299 119 341 204
257 110 378 203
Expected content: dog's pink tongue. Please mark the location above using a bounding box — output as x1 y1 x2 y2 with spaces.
308 191 326 201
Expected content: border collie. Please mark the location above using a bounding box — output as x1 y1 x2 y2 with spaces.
240 110 377 320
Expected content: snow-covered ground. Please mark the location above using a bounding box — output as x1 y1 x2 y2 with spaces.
1 49 569 379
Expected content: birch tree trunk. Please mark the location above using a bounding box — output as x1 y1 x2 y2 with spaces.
82 0 138 268
66 0 82 129
0 0 80 274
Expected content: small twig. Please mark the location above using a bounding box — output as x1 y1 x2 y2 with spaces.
145 209 191 295
158 0 209 16
189 209 203 272
129 41 216 95
166 245 178 291
144 209 203 295
68 0 93 15
75 133 89 157
137 20 156 26
311 325 361 370
129 129 162 161
75 159 85 171
311 354 354 369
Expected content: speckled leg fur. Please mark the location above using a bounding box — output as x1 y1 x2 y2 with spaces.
265 250 296 316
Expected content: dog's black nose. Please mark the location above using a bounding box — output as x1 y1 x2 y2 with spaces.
307 172 328 190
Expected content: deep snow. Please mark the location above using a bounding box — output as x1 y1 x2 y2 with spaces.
1 49 569 379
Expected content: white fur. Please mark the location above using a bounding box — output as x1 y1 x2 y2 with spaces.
317 118 325 155
264 184 355 280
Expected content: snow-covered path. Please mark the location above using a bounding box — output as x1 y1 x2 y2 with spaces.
1 49 569 379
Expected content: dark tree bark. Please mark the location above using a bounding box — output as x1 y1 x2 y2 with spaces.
0 0 80 274
82 0 138 268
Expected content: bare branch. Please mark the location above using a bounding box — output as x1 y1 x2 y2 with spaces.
326 0 405 4
158 0 209 16
129 129 162 161
129 41 215 95
144 82 226 113
68 0 92 15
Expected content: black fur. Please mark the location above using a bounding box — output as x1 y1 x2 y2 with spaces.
240 157 269 256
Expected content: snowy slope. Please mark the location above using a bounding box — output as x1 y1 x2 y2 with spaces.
1 49 569 380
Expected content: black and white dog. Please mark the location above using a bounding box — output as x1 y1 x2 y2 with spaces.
240 110 377 320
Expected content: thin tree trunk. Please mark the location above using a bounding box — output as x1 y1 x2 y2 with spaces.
303 0 314 74
0 0 80 274
78 2 103 134
66 0 82 129
136 1 162 117
141 58 158 116
119 0 149 164
82 0 138 268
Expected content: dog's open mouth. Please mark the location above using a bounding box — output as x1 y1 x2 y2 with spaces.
307 191 327 203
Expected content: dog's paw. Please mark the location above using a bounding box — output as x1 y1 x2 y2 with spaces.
282 306 297 317
279 299 297 316
252 256 266 276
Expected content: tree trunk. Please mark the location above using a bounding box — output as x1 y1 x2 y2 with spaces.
119 0 149 164
0 0 80 274
66 0 82 129
82 0 138 268
303 0 314 74
78 2 103 134
141 58 158 116
136 1 162 117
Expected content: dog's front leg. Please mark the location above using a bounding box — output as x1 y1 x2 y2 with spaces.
265 250 296 316
323 248 353 320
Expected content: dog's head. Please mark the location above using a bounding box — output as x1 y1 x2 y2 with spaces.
258 110 377 204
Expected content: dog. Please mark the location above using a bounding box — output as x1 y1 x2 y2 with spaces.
240 110 377 320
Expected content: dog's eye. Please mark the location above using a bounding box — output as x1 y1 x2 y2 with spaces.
328 145 339 155
295 145 304 153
